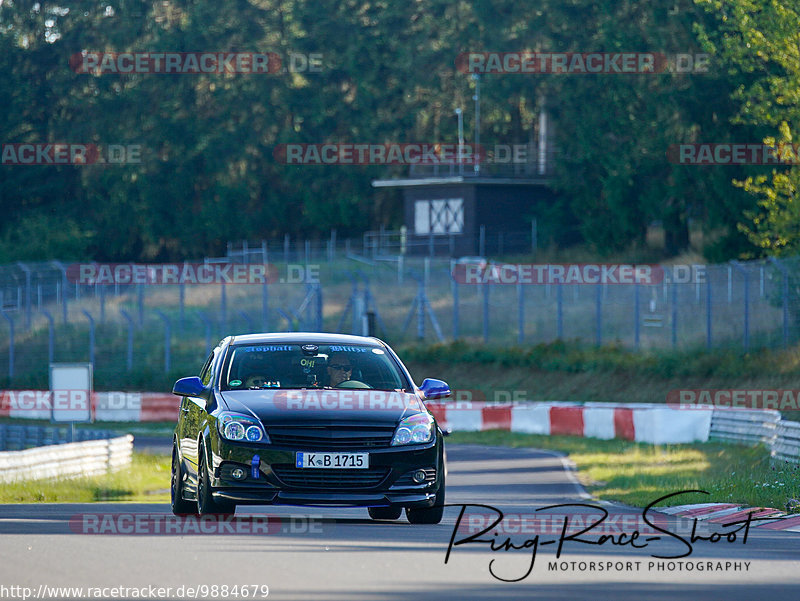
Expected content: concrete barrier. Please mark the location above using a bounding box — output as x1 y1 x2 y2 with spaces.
429 400 797 459
428 400 714 444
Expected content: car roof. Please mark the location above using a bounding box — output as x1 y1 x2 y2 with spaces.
228 332 385 347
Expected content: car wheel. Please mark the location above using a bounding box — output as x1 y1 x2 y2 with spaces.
196 447 235 516
406 470 445 525
171 446 195 516
368 506 402 520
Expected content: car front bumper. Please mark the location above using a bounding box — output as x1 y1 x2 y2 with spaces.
208 436 443 508
212 489 438 508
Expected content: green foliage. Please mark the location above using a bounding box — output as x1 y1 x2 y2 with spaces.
0 212 93 262
737 124 800 255
400 339 800 380
0 1 783 260
696 0 800 256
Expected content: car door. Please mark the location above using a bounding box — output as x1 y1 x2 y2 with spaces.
181 350 215 483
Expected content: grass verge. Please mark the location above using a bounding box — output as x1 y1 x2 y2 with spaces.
0 453 171 503
447 430 800 511
404 342 800 421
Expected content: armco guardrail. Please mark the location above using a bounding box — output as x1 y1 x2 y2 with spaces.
772 420 800 463
709 409 781 445
0 423 116 451
0 434 133 482
709 408 799 463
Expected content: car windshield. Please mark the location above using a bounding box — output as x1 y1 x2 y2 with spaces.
220 343 410 391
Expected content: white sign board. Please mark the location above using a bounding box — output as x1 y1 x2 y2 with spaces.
49 363 93 423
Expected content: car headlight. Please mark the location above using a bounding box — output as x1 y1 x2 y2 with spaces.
217 412 269 443
391 413 434 446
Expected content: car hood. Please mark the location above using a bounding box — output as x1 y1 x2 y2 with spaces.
219 389 427 426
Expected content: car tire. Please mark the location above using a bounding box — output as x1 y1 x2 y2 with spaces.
171 446 196 516
368 506 402 520
196 448 235 516
406 471 445 525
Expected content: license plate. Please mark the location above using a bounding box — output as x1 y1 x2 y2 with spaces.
296 452 369 469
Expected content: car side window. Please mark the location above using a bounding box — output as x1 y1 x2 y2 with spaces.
199 352 215 386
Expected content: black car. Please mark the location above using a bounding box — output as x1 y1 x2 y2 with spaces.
170 333 450 524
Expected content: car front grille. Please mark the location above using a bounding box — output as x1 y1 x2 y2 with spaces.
271 464 391 490
266 425 395 450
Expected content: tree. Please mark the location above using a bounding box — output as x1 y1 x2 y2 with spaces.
696 0 800 256
0 0 769 261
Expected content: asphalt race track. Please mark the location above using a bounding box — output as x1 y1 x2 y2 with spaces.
0 444 798 600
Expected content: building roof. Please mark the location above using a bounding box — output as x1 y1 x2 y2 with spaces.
371 176 551 188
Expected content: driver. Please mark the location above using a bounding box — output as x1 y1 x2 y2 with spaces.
244 373 271 388
326 352 353 387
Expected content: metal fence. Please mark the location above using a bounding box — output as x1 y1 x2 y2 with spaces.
223 229 538 261
1 247 800 382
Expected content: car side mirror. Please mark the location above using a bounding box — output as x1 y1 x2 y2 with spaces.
172 376 205 397
419 378 451 400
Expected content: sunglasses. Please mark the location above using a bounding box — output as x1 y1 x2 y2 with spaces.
329 364 352 371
